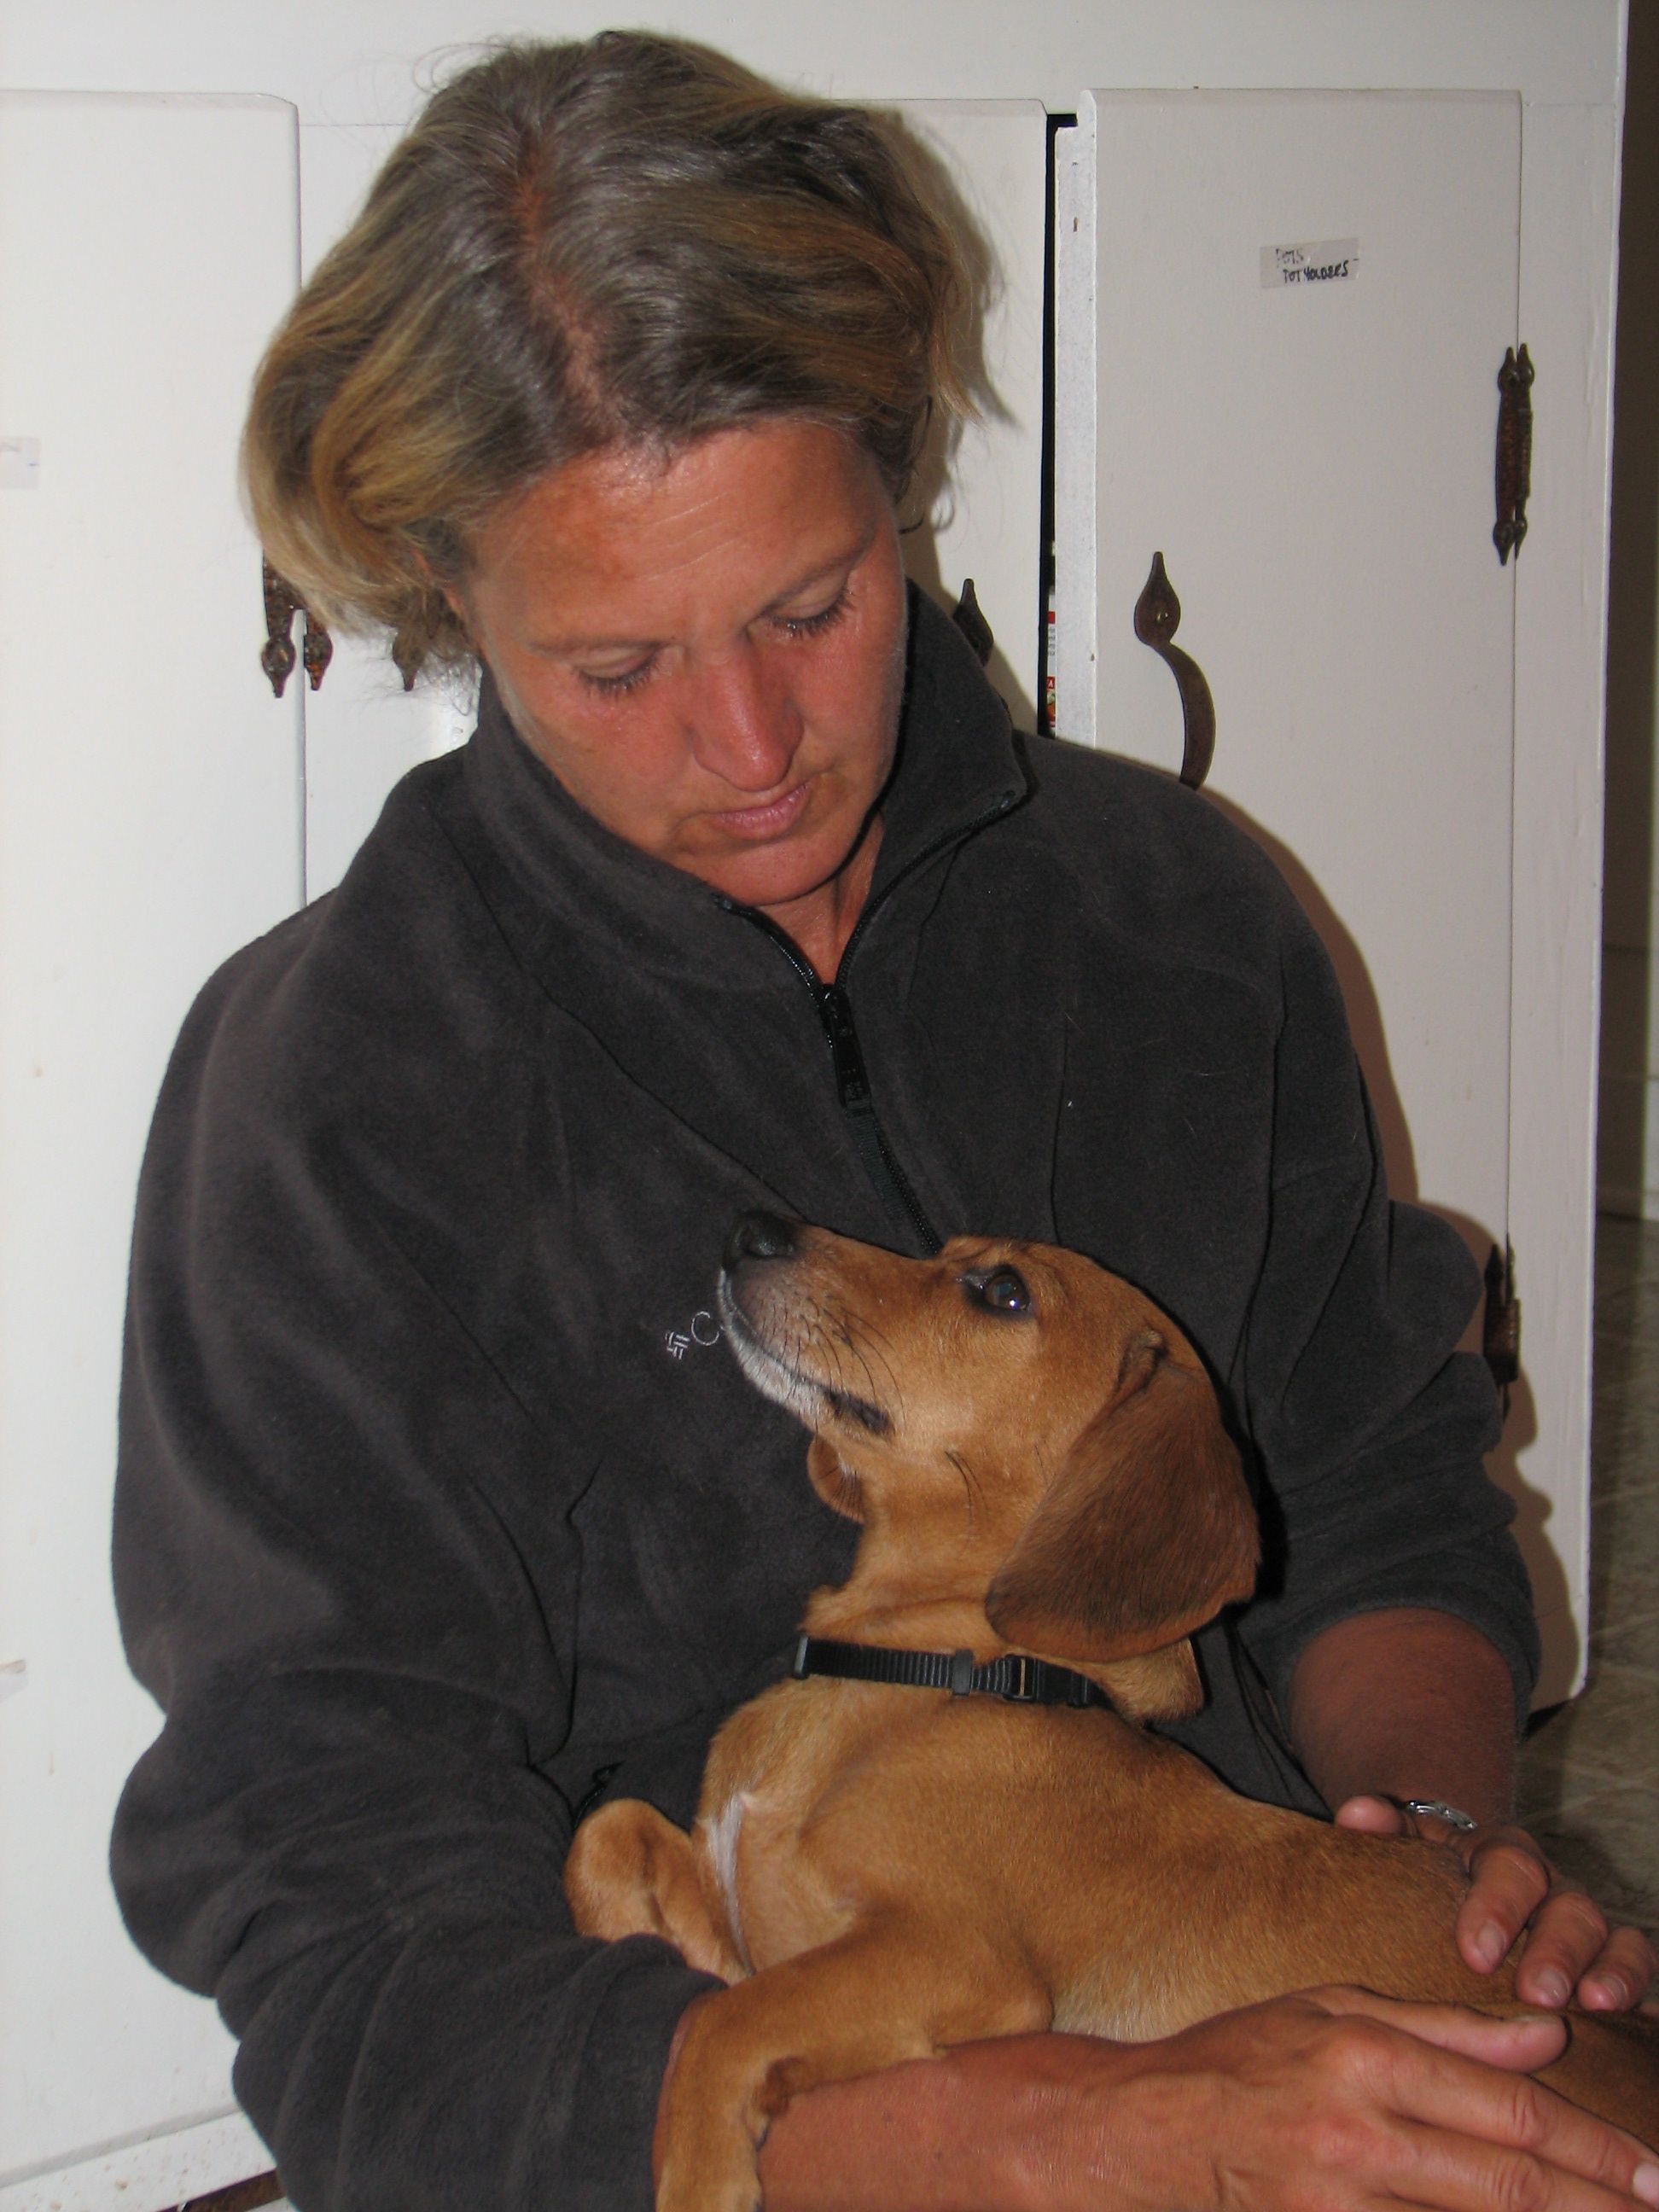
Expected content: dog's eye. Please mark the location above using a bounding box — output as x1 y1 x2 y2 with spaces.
970 1266 1030 1315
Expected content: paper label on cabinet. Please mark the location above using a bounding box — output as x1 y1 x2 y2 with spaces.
1261 240 1359 289
0 436 41 487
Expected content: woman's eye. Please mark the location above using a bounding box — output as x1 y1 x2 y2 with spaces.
776 590 849 641
969 1266 1030 1316
576 657 655 696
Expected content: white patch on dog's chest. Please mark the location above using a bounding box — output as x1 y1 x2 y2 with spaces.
698 1790 754 1973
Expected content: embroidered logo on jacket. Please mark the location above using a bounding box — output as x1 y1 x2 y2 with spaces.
665 1310 721 1361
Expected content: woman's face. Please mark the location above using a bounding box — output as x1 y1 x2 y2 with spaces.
457 422 908 919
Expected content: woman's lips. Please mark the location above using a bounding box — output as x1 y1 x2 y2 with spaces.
707 778 812 839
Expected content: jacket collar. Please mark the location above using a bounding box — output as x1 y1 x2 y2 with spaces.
460 585 1031 988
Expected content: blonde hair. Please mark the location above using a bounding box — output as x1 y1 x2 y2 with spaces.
244 32 969 679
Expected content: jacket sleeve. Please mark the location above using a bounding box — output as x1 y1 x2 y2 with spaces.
1231 891 1540 1732
111 956 715 2212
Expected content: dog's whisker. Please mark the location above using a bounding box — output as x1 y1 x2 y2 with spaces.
847 1313 902 1366
843 1341 907 1426
945 1447 981 1529
840 1315 903 1404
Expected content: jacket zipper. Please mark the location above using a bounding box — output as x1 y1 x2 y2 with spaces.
719 790 1020 1256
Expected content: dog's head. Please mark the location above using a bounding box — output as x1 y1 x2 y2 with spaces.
719 1213 1258 1719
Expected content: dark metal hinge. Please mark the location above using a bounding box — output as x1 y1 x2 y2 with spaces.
260 555 333 696
1483 1240 1521 1407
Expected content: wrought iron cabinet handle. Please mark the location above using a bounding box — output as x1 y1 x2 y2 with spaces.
1493 342 1534 566
1133 551 1215 790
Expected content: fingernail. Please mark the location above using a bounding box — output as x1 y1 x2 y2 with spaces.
1630 2161 1659 2206
1584 1974 1621 2010
1471 1924 1505 1970
1534 1968 1571 2006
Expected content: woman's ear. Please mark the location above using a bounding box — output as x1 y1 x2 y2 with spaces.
983 1332 1257 1667
805 1434 864 1522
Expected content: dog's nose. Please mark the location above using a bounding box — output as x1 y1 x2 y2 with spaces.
724 1212 798 1270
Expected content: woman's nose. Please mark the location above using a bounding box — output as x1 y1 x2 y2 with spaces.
688 643 801 793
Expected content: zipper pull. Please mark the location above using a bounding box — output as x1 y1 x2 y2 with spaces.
818 985 872 1112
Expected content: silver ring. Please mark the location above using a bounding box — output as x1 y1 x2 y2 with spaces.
1400 1796 1479 1832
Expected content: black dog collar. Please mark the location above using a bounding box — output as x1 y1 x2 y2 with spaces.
791 1633 1108 1710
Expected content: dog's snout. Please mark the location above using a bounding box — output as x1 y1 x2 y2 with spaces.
724 1211 799 1272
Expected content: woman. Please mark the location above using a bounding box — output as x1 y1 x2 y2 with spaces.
112 32 1656 2212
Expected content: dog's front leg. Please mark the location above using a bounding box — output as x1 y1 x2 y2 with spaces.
565 1797 746 1983
655 1917 1051 2212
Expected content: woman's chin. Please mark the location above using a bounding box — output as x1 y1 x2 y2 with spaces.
675 808 876 919
683 847 842 917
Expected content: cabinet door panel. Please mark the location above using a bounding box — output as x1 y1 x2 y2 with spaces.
1060 91 1563 1652
0 90 300 2186
1072 91 1518 1249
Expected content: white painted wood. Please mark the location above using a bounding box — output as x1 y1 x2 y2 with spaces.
294 103 1047 896
0 2 1622 121
1085 90 1518 1237
1074 88 1557 1650
1059 81 1625 1704
0 91 300 2186
1509 102 1625 1700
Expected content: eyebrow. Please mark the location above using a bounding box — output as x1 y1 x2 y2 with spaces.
527 527 876 659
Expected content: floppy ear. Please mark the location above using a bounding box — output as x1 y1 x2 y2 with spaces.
1092 1639 1205 1722
806 1433 864 1522
983 1330 1257 1667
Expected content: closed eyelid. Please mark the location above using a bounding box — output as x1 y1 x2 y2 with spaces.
577 596 847 690
763 530 872 623
566 563 862 695
771 588 850 636
575 652 657 696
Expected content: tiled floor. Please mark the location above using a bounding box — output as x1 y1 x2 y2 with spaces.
1513 1214 1659 1947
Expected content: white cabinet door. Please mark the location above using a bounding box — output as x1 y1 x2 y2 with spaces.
295 101 1048 897
1065 90 1518 1242
1054 93 1575 1678
0 92 300 2205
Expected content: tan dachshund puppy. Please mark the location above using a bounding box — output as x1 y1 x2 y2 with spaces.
565 1215 1658 2211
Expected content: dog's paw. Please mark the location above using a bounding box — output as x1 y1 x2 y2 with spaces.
655 2140 764 2212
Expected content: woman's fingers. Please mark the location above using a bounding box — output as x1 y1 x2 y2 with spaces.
1313 1984 1567 2064
1458 1831 1585 1984
1101 1989 1659 2212
1458 1834 1656 2012
1305 1988 1659 2182
1387 2122 1659 2212
1335 1793 1416 1837
1575 1925 1659 2014
1331 1800 1657 2015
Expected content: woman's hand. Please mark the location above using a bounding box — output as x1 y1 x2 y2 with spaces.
751 1991 1659 2210
1090 1990 1659 2212
1335 1796 1659 2012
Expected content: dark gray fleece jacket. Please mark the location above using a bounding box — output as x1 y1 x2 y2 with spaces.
111 587 1534 2212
